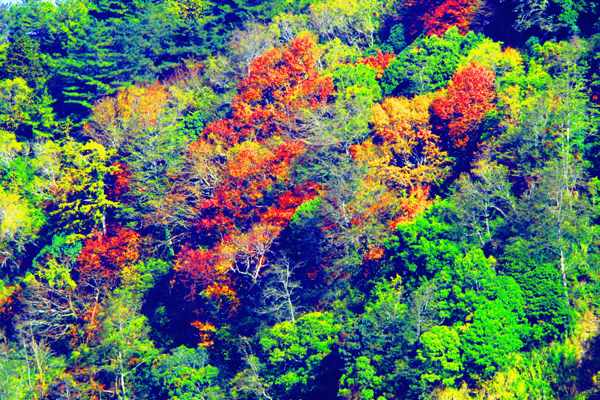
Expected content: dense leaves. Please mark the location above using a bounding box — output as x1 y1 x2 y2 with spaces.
2 1 600 400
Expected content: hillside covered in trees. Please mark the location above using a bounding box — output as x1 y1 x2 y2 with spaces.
2 0 600 398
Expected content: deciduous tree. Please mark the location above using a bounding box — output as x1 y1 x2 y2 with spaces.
76 227 141 295
97 289 157 400
356 94 449 191
45 139 119 237
432 62 497 147
424 0 479 37
226 33 333 142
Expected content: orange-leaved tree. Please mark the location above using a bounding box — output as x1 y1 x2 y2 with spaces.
355 51 396 78
400 0 445 41
233 33 333 140
83 80 195 253
203 33 334 146
191 33 331 242
84 83 172 151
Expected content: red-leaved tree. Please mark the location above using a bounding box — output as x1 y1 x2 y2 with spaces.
203 33 333 146
424 0 479 37
77 228 141 294
432 62 496 147
175 34 332 313
355 51 396 78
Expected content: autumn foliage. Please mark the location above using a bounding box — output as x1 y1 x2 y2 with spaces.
355 51 396 78
393 185 434 229
400 0 480 40
176 35 330 298
424 0 480 37
0 284 20 326
175 247 224 290
398 0 442 41
432 62 497 147
204 33 333 145
190 33 332 241
77 228 141 291
353 94 450 191
107 162 131 201
5 2 599 399
191 320 217 347
348 94 448 241
84 84 171 150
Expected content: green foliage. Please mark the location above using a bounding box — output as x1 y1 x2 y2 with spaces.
0 77 55 139
462 298 525 378
318 37 364 69
337 275 412 400
96 289 158 399
290 197 323 229
434 248 498 323
0 338 31 400
1 2 600 399
460 38 525 88
0 43 6 73
0 131 49 263
0 185 45 256
496 38 591 171
330 63 382 102
339 356 385 400
260 311 342 393
382 23 406 54
364 275 407 324
30 233 82 291
513 0 597 36
154 346 225 400
309 0 388 49
501 240 571 343
418 325 463 387
472 349 556 399
33 234 82 268
386 199 465 286
459 274 527 379
246 0 316 20
0 34 46 90
46 139 119 237
381 27 483 96
128 258 170 296
4 0 222 121
180 85 220 140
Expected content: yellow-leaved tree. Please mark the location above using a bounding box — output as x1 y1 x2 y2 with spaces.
340 94 451 262
356 94 450 190
352 94 450 228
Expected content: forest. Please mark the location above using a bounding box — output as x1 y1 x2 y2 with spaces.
1 0 600 398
